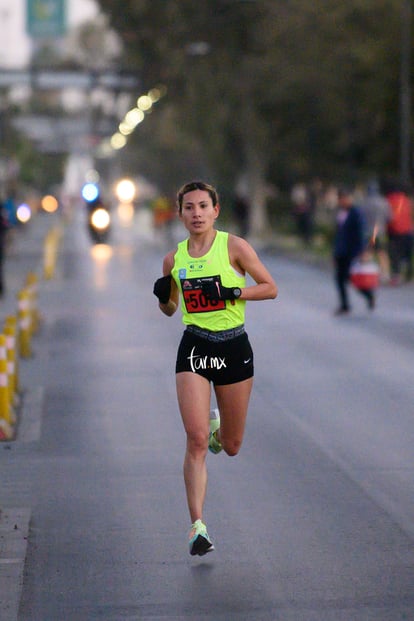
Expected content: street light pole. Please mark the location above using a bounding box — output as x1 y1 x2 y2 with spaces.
400 0 412 186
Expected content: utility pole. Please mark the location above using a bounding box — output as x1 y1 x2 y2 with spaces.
400 0 412 186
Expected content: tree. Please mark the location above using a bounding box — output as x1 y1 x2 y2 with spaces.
96 0 407 231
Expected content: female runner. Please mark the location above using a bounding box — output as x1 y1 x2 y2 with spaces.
153 180 278 555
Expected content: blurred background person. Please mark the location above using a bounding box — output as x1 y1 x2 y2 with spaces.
385 183 414 285
290 182 315 244
152 195 176 245
332 186 374 315
232 192 250 237
360 179 391 283
0 198 11 297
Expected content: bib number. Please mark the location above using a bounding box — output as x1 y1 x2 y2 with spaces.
181 276 225 313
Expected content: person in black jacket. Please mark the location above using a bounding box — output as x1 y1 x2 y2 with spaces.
333 186 374 315
0 200 9 297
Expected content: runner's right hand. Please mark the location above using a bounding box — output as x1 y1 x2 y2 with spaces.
153 275 172 304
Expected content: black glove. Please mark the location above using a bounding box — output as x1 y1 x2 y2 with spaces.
153 275 172 304
201 281 237 301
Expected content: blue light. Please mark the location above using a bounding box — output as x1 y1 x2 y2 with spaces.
82 183 99 202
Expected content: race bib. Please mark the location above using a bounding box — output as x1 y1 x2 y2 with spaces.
181 275 225 313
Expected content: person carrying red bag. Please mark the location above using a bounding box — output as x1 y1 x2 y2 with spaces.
332 186 375 315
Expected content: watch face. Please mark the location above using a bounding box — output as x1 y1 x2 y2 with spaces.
233 287 242 298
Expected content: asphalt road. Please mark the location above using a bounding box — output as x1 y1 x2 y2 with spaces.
1 208 414 620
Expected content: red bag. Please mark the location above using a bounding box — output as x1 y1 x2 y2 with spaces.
350 260 379 290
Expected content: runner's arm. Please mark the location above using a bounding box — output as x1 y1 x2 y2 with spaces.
229 235 278 301
158 251 179 316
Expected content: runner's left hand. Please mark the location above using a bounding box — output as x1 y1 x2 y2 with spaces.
202 281 236 301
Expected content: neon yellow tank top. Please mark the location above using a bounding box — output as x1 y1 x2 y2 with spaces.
171 230 246 331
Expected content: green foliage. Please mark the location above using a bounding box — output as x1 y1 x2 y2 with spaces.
96 0 407 195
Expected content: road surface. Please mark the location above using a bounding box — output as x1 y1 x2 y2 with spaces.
1 207 413 620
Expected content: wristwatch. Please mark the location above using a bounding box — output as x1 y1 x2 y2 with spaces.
232 287 242 299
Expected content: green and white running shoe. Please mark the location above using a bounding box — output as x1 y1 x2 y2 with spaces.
189 519 215 556
208 408 222 454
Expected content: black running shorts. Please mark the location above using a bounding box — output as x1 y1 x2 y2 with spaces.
176 329 254 386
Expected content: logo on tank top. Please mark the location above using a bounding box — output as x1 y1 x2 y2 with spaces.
188 260 206 273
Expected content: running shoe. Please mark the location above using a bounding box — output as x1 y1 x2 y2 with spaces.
208 408 222 454
189 519 215 556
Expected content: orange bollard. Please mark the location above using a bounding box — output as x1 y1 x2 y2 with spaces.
4 316 19 395
17 288 32 358
43 226 62 280
26 272 40 334
4 320 19 407
0 334 14 439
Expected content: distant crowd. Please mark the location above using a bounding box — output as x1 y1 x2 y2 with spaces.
290 178 413 287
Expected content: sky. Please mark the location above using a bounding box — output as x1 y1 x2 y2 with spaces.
0 0 99 67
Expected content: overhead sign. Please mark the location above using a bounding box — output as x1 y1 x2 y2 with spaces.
12 115 116 154
0 70 140 91
26 0 66 38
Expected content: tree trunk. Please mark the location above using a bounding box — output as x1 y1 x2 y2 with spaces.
245 147 270 238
